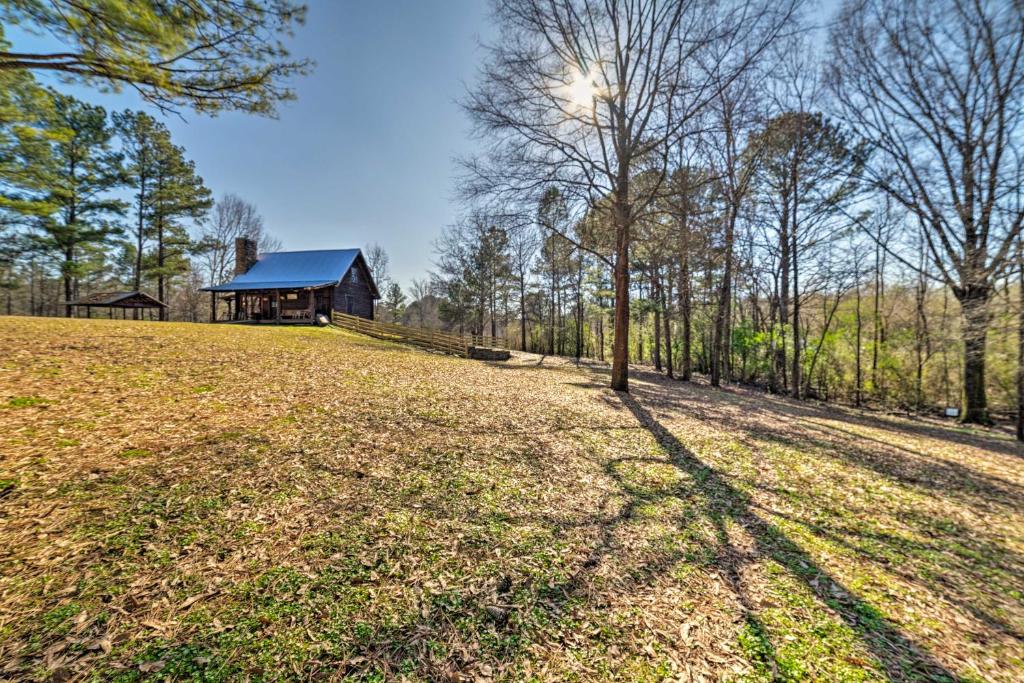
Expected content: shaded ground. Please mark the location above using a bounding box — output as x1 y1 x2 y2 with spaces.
0 317 1021 682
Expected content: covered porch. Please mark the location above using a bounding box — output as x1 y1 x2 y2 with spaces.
211 287 333 324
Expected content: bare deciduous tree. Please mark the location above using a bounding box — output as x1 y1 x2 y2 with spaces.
364 243 390 291
708 74 764 387
196 194 277 287
463 0 798 391
409 277 431 327
828 0 1024 423
509 224 541 351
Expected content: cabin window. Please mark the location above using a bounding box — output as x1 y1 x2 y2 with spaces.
284 293 298 300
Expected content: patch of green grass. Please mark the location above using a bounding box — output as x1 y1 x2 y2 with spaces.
738 618 776 680
6 396 48 408
119 448 152 458
107 641 230 683
41 603 83 635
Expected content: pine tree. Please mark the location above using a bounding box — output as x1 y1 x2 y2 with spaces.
0 44 58 224
113 110 163 292
0 4 310 115
0 59 55 308
20 92 124 317
147 133 212 320
382 282 407 323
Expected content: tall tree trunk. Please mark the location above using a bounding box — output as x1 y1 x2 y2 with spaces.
713 207 736 387
556 275 563 355
134 182 145 291
653 271 662 371
787 112 811 399
662 274 674 379
549 264 556 355
872 240 884 397
637 298 644 366
491 282 497 338
958 286 991 424
914 263 927 410
790 175 801 399
611 189 631 392
63 192 76 318
63 246 74 318
575 254 583 360
777 192 790 391
519 273 527 351
1018 236 1024 440
157 213 166 322
29 260 36 316
855 277 863 407
680 250 692 381
134 183 145 321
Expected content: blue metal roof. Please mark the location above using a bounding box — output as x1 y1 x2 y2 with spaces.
202 249 376 294
203 279 338 292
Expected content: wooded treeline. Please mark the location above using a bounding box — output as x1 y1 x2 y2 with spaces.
0 1 306 321
433 0 1024 426
0 82 280 320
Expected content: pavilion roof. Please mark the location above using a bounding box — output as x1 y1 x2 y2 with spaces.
67 291 167 308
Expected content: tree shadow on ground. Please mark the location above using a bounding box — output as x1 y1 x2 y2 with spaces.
613 390 963 682
303 360 1012 680
456 372 973 678
549 356 1024 459
748 499 1024 642
611 371 1024 511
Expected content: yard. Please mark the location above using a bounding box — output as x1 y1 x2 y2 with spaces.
0 317 1021 682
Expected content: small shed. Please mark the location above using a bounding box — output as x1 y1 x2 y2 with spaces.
67 291 168 319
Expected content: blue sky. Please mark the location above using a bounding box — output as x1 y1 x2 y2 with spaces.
11 1 496 289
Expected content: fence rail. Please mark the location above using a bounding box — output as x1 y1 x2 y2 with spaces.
331 312 507 357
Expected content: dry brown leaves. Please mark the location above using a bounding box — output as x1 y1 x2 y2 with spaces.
0 317 1021 682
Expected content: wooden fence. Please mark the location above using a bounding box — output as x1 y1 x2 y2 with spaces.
331 312 507 357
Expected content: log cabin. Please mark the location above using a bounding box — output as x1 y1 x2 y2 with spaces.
202 238 380 324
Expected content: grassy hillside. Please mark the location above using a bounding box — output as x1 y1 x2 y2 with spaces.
0 317 1021 682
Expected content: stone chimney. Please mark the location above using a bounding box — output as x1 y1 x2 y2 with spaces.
234 237 258 276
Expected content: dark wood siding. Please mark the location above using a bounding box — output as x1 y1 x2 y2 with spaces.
331 258 375 320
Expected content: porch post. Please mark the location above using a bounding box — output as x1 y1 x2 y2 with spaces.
308 288 315 321
275 290 281 324
210 291 216 322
